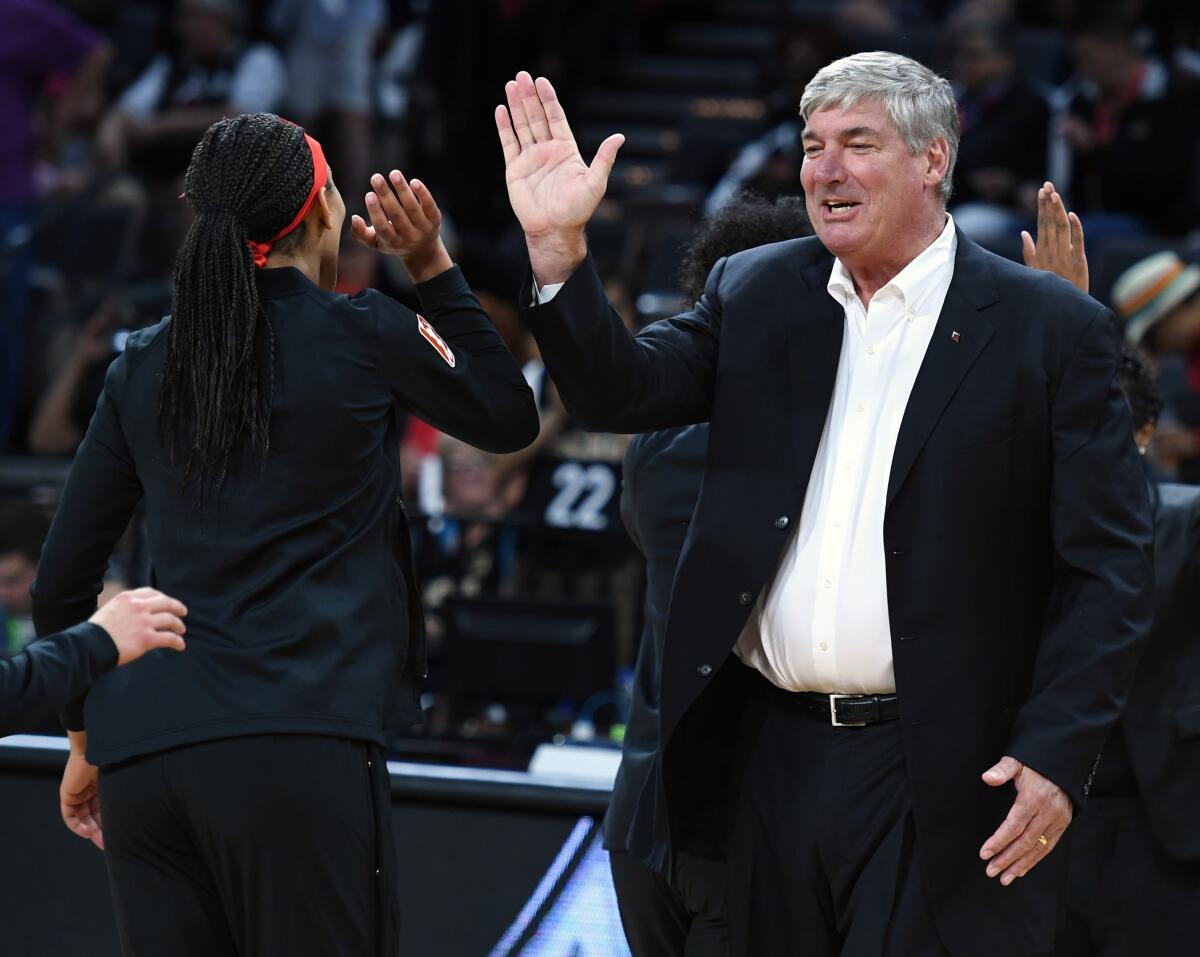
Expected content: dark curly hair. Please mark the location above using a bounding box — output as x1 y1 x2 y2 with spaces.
160 113 323 494
677 193 812 306
1115 342 1163 432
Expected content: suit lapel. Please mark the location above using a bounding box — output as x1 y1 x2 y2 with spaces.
886 232 999 509
788 256 845 484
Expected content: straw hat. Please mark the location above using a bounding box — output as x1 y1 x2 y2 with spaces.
1113 251 1200 345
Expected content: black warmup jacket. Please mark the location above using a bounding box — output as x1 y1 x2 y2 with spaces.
32 264 539 766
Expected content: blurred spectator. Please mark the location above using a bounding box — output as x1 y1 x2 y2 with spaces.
267 0 386 219
948 17 1050 246
0 0 111 448
416 435 525 644
0 507 48 653
1061 4 1198 238
1113 250 1200 479
97 0 285 177
94 0 285 270
680 193 811 305
26 297 129 455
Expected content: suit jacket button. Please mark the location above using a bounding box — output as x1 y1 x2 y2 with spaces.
774 516 789 529
738 591 753 606
697 664 713 677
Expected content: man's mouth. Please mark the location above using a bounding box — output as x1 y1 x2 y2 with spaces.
823 200 860 213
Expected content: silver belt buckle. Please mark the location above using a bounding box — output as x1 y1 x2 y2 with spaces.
829 693 867 727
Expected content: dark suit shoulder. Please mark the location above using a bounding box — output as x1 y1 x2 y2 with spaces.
965 242 1113 362
723 235 827 277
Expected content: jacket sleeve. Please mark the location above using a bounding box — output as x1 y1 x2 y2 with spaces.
0 623 117 737
30 352 144 731
521 254 723 434
1006 307 1155 806
358 265 539 454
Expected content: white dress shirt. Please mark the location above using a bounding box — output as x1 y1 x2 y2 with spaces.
735 216 957 693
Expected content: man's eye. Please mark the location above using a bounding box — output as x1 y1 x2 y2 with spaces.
804 147 821 156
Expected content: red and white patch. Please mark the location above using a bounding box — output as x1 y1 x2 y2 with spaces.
417 314 455 368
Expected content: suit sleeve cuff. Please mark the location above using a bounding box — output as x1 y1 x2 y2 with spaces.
73 621 120 673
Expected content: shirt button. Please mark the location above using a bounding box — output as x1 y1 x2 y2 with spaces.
833 519 842 527
819 641 829 651
867 346 875 355
697 663 713 677
738 591 753 606
856 404 864 413
824 579 832 589
844 462 852 470
774 516 789 529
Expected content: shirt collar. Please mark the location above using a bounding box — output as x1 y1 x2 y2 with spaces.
827 213 957 309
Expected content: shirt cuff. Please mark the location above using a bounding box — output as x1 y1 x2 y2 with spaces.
532 280 565 306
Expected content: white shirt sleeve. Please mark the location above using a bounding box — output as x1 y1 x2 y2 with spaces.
532 281 565 305
229 44 288 114
117 55 171 118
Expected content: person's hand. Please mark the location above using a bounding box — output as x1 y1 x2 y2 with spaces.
89 586 187 666
1021 181 1088 294
350 169 452 284
60 749 103 850
979 756 1073 885
75 303 119 363
495 71 624 285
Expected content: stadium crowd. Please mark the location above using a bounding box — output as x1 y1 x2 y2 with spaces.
1 0 1199 754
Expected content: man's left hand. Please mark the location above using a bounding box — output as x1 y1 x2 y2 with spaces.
978 756 1072 885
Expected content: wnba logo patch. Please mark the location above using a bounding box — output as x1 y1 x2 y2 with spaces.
417 315 455 368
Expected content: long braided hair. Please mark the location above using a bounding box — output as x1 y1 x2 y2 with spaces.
159 113 317 493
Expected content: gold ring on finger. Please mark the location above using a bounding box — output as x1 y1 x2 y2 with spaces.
1037 835 1049 847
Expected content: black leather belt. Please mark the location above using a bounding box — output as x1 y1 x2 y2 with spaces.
793 691 901 727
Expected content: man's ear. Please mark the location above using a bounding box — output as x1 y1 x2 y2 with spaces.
925 136 950 189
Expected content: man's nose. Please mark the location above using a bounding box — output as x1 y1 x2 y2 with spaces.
812 153 845 185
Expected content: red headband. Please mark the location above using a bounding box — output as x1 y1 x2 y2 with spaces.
247 132 329 269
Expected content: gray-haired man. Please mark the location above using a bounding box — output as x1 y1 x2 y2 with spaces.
497 52 1152 956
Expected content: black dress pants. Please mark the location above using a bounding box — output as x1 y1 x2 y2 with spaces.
728 670 952 957
99 734 398 957
610 849 728 957
1057 796 1200 956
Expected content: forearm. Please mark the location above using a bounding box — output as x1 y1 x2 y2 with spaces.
0 628 115 737
400 238 454 285
134 106 229 145
27 355 87 454
526 229 588 288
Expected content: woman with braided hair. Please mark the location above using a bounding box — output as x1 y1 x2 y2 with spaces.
31 112 539 956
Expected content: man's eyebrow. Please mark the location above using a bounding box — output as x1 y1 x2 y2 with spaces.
840 126 881 140
800 125 882 143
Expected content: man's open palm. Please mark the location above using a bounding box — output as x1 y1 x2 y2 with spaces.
496 72 623 241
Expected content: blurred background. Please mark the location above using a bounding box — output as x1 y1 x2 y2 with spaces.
0 0 1198 951
5 0 1200 764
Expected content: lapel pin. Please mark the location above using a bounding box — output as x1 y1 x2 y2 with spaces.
951 331 961 343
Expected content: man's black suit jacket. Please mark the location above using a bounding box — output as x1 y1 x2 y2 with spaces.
523 229 1153 957
1114 483 1200 859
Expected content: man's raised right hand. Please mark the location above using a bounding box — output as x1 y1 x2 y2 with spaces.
89 587 187 666
495 71 624 286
